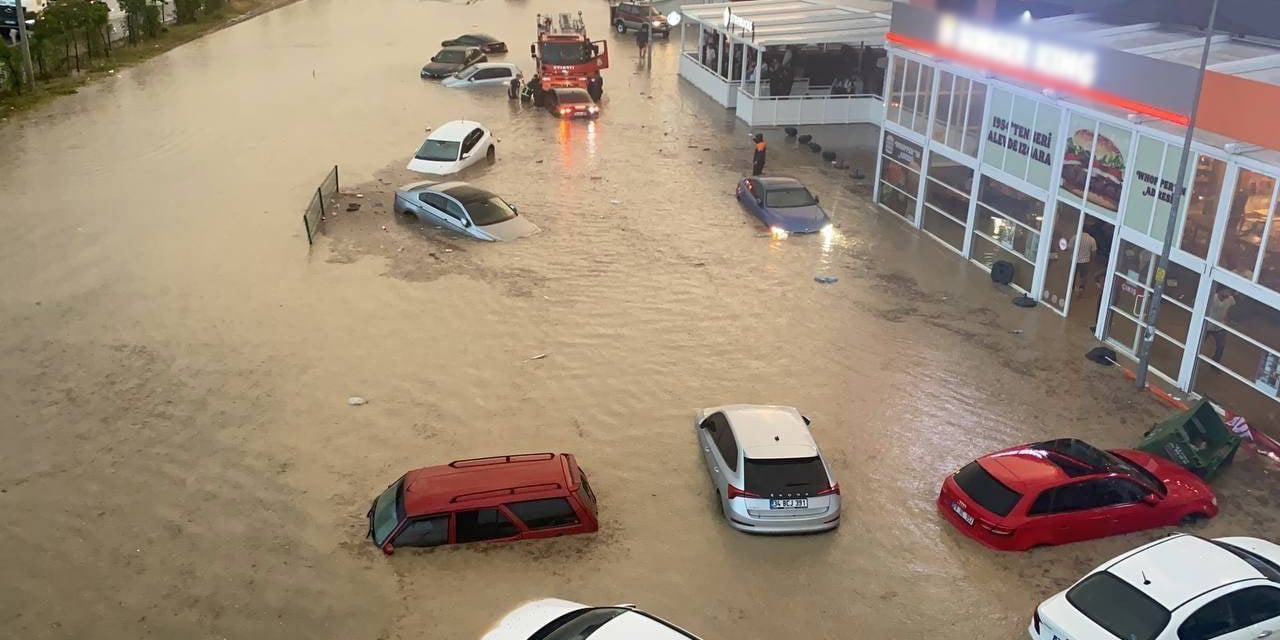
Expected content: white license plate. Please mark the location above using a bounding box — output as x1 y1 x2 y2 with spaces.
951 501 974 525
770 498 808 509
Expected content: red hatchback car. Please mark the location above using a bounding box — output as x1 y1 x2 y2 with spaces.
937 438 1218 551
367 452 599 554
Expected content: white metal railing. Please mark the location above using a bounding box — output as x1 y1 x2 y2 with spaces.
735 87 883 126
678 52 741 108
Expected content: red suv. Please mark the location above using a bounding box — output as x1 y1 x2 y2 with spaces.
368 452 599 554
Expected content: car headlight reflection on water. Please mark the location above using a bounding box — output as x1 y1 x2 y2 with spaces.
770 226 790 240
820 224 835 241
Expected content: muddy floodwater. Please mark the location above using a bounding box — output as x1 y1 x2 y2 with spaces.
2 0 1278 639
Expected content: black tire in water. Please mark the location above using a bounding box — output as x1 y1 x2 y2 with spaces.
615 20 626 33
486 145 496 163
1180 512 1208 527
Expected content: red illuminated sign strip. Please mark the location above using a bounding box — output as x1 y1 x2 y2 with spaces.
885 31 1190 126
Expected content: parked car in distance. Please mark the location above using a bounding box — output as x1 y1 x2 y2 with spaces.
694 404 840 534
546 87 599 119
1031 533 1280 640
421 46 486 79
481 598 703 640
610 1 670 38
939 438 1218 552
735 177 833 237
442 62 522 88
394 181 540 242
441 32 507 54
406 120 494 175
367 453 598 555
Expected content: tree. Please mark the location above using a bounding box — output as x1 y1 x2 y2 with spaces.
174 0 199 24
119 0 147 44
86 0 110 58
0 44 21 95
202 0 224 17
142 0 162 38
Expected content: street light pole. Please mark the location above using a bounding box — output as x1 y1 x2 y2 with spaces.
14 0 35 91
1134 0 1219 390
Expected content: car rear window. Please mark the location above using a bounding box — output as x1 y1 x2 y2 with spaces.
953 461 1022 516
743 457 829 497
1066 572 1170 640
558 91 591 104
1211 540 1280 581
532 607 626 640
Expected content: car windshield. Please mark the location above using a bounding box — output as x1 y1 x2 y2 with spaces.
541 42 590 65
1066 572 1170 640
743 457 829 497
538 607 627 640
433 49 465 63
465 196 517 227
953 461 1022 516
558 92 591 104
1110 451 1169 496
415 139 460 162
370 479 404 546
765 187 816 208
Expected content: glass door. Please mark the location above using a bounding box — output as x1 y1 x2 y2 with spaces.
1042 202 1083 314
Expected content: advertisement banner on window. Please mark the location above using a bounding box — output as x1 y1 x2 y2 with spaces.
883 132 923 171
983 90 1058 189
1060 116 1130 214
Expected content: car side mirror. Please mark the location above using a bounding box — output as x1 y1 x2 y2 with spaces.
468 76 475 82
813 195 820 203
511 204 519 213
530 44 536 56
381 542 394 555
1141 494 1161 506
755 197 763 205
462 151 471 159
802 415 812 426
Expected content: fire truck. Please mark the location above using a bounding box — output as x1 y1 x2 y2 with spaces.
529 11 609 104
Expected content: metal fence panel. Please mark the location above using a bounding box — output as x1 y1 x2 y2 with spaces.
303 165 339 245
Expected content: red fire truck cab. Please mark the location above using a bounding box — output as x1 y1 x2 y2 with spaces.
530 11 609 103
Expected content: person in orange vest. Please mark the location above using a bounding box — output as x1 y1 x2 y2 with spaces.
752 133 767 176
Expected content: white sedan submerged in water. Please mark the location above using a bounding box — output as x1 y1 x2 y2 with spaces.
482 599 703 639
406 120 494 176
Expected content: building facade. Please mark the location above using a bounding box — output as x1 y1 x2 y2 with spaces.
876 4 1280 427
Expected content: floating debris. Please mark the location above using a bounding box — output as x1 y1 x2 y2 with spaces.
347 396 368 406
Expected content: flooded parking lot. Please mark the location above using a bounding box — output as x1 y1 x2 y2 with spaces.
2 0 1279 639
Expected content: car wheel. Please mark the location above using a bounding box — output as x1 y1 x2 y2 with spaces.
486 145 496 163
1180 512 1209 527
615 20 626 33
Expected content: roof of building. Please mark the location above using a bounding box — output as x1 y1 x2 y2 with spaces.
1029 13 1280 86
680 0 894 47
401 453 573 516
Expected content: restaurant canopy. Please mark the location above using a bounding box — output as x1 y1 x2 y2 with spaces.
679 0 893 48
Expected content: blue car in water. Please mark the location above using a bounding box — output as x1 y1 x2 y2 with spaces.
734 176 833 236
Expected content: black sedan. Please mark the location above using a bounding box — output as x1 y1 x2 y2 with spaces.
441 33 507 54
420 46 487 79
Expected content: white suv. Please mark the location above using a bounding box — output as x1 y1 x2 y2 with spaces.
1032 533 1280 640
694 404 840 534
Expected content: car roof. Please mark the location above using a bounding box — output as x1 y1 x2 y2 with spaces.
401 453 574 516
756 177 804 189
470 62 517 71
1101 534 1274 609
976 439 1117 493
440 183 497 204
439 45 477 52
429 120 485 141
717 404 818 460
460 33 499 41
593 611 696 639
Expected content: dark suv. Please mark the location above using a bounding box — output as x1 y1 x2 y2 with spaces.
610 1 670 38
367 452 599 554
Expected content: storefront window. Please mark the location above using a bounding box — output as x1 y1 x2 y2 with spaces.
879 132 923 221
1042 202 1083 312
1218 168 1278 281
1195 287 1280 405
1104 240 1200 380
922 153 972 252
1060 115 1131 219
933 72 986 156
1179 154 1226 259
981 89 1060 190
971 176 1044 291
886 56 933 134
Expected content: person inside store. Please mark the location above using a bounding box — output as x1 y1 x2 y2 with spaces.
1205 286 1238 364
1075 226 1098 298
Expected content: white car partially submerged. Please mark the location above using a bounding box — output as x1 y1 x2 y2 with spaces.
406 120 494 175
1032 533 1280 640
482 599 702 640
442 62 521 88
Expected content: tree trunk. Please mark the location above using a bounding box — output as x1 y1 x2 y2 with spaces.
72 34 80 72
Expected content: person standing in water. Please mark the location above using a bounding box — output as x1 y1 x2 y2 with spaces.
752 134 767 176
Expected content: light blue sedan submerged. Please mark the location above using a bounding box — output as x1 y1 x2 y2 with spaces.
394 180 539 242
734 176 833 237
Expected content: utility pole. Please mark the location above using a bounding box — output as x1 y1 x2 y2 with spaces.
14 0 34 91
1134 0 1219 390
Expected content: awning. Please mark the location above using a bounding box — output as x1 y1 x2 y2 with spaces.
679 0 892 48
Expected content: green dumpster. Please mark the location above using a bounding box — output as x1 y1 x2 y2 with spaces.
1138 399 1242 481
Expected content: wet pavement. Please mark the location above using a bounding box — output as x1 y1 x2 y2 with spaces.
2 0 1279 639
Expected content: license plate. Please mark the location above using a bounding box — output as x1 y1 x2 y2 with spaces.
951 501 974 525
770 498 808 509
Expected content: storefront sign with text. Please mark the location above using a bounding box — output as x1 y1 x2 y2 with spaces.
987 115 1054 167
937 14 1097 88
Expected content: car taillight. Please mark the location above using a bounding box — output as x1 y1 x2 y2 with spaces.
726 485 760 500
1032 608 1041 633
816 483 840 496
559 107 571 115
980 521 1014 536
